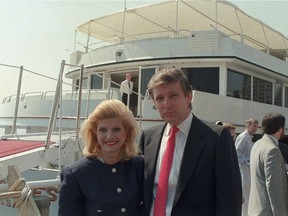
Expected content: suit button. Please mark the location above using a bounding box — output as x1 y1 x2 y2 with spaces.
96 209 102 213
121 208 126 212
117 187 122 193
112 168 117 173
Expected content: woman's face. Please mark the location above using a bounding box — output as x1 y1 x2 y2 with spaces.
96 118 126 158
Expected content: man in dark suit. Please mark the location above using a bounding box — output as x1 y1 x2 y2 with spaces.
139 68 242 216
279 141 288 164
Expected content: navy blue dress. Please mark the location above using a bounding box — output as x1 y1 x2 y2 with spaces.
58 156 144 216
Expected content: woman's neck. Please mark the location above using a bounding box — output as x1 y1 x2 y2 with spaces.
100 153 121 165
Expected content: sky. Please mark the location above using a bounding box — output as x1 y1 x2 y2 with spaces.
0 0 288 101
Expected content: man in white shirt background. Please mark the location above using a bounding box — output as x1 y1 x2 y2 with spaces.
120 73 133 106
235 118 259 216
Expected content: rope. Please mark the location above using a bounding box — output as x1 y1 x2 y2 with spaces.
8 178 33 215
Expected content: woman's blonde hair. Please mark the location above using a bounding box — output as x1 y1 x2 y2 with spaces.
81 99 139 161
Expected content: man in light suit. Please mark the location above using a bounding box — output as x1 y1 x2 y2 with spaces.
139 68 242 216
120 73 133 106
248 112 288 216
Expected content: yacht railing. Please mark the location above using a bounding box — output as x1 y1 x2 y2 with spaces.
1 89 116 104
0 60 146 138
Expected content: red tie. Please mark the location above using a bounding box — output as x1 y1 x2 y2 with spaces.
153 126 179 216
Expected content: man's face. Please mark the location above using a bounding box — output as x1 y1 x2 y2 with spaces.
126 74 132 81
152 81 192 126
247 123 258 135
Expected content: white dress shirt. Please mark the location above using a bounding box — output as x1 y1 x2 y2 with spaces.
120 79 133 95
150 113 193 216
235 130 254 165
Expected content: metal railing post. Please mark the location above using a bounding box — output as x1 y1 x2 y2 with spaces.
75 65 84 140
45 61 65 148
11 66 23 134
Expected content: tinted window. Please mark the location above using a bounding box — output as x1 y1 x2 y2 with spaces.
91 74 103 89
183 67 219 94
76 77 88 90
141 68 156 97
227 70 251 100
253 77 272 104
274 82 282 106
285 86 288 108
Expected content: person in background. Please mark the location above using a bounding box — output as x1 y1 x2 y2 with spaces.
120 73 133 106
235 118 259 216
222 122 237 142
279 141 288 164
139 68 242 216
58 99 144 216
248 112 288 216
215 121 237 142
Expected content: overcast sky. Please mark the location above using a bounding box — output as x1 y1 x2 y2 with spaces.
0 0 287 100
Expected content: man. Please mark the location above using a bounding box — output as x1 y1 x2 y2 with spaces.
139 68 242 216
235 118 259 216
248 112 288 216
279 141 288 164
120 73 133 106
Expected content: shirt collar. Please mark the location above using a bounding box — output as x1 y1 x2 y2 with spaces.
165 112 193 136
265 134 279 146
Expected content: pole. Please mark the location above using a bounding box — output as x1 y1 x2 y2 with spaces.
75 65 84 140
11 66 23 134
45 60 65 149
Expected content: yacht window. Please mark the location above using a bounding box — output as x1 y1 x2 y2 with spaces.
274 82 283 107
253 77 272 104
182 67 219 95
285 86 288 108
91 74 103 89
141 68 156 97
76 77 88 90
227 70 251 100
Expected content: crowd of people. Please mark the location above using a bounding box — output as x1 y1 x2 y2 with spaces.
58 67 288 216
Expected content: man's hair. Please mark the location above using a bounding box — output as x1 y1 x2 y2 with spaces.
262 112 285 135
147 68 192 100
245 118 258 127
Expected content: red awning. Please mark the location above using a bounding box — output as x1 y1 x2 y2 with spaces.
0 140 45 158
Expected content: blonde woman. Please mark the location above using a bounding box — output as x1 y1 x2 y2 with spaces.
59 99 144 216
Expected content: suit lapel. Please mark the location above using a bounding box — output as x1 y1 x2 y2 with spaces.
144 124 166 209
145 127 164 176
173 116 206 204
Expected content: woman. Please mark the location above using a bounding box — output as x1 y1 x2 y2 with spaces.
58 99 144 216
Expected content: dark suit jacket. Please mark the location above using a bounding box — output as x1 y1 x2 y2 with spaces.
58 156 144 216
279 141 288 164
139 115 242 216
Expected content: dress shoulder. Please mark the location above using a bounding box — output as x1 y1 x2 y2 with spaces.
130 155 144 170
131 155 144 162
129 155 144 183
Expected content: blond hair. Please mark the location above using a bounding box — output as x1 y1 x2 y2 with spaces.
222 123 236 130
81 99 139 161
